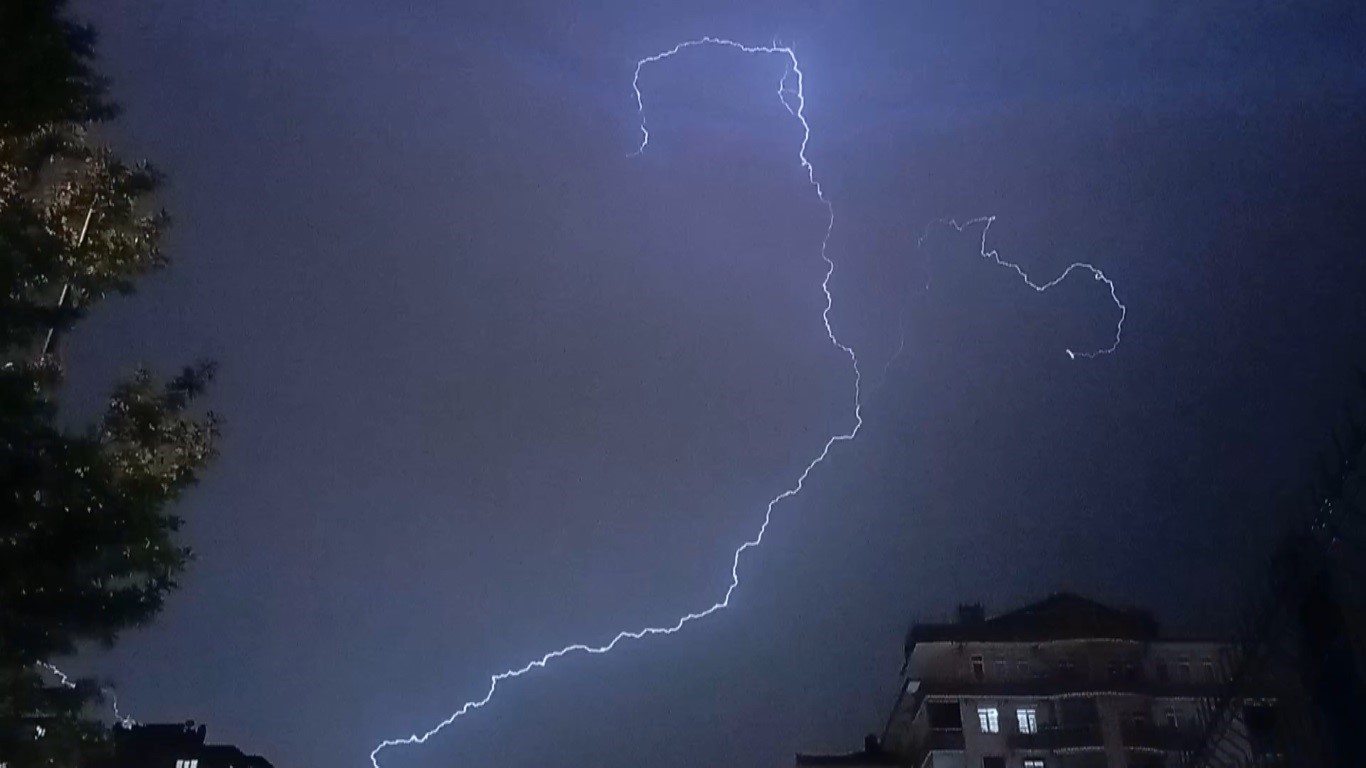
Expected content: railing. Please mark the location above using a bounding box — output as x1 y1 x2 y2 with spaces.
912 677 1220 699
1009 724 1105 751
907 728 965 768
1122 723 1202 752
916 728 965 752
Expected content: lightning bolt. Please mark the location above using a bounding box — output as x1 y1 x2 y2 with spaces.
370 37 861 768
372 38 1126 768
926 216 1127 359
35 662 137 727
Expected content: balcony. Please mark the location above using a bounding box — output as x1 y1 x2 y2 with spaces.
907 729 965 768
912 674 1217 699
1121 723 1201 753
916 728 965 752
1009 724 1105 751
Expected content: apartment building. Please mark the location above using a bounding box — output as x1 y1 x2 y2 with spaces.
801 593 1277 768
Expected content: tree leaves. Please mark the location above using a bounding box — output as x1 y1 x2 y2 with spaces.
0 0 115 135
0 2 220 764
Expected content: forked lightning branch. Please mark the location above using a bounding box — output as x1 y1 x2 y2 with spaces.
371 37 1123 767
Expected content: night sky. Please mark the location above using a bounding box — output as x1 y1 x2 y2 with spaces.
59 2 1366 767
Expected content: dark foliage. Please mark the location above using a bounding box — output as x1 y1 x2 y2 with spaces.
0 1 219 764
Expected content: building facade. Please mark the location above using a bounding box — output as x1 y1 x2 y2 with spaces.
801 594 1277 768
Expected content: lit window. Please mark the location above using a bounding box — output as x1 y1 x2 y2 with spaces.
1016 707 1038 734
977 706 1000 733
971 655 984 681
175 760 199 768
1024 760 1046 768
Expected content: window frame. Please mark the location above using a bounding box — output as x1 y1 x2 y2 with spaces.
977 705 1000 734
1016 706 1039 734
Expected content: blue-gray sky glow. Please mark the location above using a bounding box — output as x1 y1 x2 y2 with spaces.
60 2 1366 766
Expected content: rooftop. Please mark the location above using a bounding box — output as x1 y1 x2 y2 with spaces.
795 749 902 766
91 722 276 768
904 592 1160 653
796 736 902 766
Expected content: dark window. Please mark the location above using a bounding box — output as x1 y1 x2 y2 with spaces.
1107 660 1120 680
982 758 1005 768
1165 708 1179 728
1058 659 1076 678
1203 660 1216 682
1156 659 1169 682
971 655 984 681
993 660 1008 679
1017 660 1030 676
1060 697 1100 725
1244 704 1276 735
1244 704 1278 755
1178 657 1192 681
926 702 963 730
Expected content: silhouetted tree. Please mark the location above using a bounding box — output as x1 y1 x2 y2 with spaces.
1 1 219 764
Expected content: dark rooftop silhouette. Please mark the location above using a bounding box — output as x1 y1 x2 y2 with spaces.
796 735 901 766
904 592 1160 654
87 722 275 768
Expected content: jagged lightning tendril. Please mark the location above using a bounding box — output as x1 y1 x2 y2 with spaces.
371 37 861 768
36 662 136 727
931 216 1126 359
